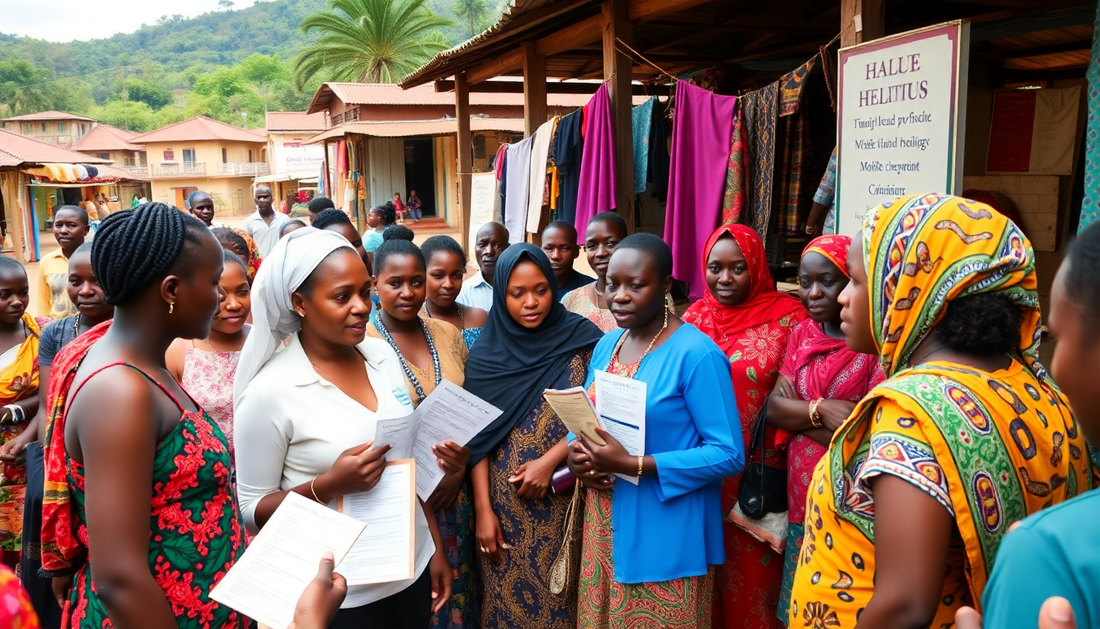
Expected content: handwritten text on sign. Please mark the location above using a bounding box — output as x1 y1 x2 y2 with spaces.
836 21 968 235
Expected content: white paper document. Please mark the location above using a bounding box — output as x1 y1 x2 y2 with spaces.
210 492 365 629
337 459 417 585
373 380 502 500
543 386 606 445
594 370 647 485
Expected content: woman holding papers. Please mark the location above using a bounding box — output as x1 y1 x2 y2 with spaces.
464 244 603 629
681 224 806 629
233 227 451 628
567 233 744 628
40 204 248 629
365 238 478 629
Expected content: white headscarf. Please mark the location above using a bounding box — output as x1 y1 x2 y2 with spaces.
234 227 355 399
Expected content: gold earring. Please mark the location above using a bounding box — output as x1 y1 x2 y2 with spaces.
168 302 175 315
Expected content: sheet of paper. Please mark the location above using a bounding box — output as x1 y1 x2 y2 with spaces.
594 370 647 486
372 414 420 459
408 380 502 500
544 387 606 445
337 459 417 585
210 492 365 629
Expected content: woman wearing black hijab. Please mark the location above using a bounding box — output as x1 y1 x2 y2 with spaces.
464 244 603 629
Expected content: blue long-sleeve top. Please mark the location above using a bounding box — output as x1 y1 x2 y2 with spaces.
578 323 745 584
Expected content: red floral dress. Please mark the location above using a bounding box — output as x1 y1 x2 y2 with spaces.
65 363 248 629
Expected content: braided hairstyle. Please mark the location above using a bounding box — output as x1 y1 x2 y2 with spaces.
92 202 210 305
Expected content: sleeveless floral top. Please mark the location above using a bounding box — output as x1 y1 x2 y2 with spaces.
65 363 248 629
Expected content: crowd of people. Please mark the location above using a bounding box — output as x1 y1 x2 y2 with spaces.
0 188 1095 629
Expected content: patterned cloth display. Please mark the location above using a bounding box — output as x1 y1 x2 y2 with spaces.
721 106 747 225
789 194 1093 628
779 58 817 118
1080 2 1100 231
0 564 38 628
742 83 779 245
683 225 806 629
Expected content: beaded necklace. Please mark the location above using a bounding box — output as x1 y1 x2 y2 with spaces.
374 314 441 403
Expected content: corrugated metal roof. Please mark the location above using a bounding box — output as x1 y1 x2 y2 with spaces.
0 128 112 168
303 117 527 144
0 110 96 122
73 124 144 153
130 116 267 144
266 111 328 132
309 81 598 113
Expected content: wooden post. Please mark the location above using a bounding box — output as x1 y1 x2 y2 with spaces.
840 0 884 47
602 0 635 229
455 72 473 251
522 41 547 137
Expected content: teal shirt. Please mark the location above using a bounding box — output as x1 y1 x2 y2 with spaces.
982 490 1100 628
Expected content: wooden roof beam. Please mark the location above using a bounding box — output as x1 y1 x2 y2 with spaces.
466 0 715 84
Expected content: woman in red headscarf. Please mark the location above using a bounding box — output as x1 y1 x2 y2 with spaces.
682 225 806 629
765 235 884 623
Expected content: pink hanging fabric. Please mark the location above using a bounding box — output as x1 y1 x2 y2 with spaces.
574 85 617 244
664 80 737 300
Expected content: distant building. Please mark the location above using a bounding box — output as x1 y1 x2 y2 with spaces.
130 116 268 214
262 111 327 211
73 123 148 176
0 111 96 149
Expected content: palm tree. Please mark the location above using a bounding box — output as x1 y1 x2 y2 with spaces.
453 0 489 39
293 0 452 88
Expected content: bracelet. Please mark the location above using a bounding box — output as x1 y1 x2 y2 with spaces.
808 399 824 428
309 478 325 504
637 455 644 477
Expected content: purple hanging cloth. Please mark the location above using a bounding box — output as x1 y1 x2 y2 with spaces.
664 80 737 300
574 84 617 244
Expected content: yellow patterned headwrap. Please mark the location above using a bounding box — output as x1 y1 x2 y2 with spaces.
861 193 1040 377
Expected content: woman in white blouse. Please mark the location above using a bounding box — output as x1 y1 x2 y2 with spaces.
233 227 451 628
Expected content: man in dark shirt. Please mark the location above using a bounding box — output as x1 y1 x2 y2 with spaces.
540 221 594 300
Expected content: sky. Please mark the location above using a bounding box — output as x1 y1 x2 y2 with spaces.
0 0 259 42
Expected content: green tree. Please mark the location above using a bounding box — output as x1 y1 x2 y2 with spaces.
124 79 172 109
239 53 285 85
193 67 247 98
292 0 452 88
89 100 157 132
0 60 54 114
452 0 488 38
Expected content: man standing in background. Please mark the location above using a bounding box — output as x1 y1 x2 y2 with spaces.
242 185 289 257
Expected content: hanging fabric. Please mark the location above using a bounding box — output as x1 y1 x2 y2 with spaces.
649 100 671 204
552 109 584 225
575 84 617 244
742 82 779 245
503 137 533 243
664 80 738 300
526 117 558 234
632 97 655 195
1079 0 1100 232
779 58 816 118
722 106 747 225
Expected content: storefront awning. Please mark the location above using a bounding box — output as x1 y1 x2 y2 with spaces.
303 118 525 145
254 172 322 183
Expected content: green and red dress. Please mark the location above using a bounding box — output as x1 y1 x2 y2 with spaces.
41 322 248 629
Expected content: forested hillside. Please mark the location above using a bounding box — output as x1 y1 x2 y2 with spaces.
0 0 506 131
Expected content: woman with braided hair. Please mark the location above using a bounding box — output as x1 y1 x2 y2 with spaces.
39 202 249 629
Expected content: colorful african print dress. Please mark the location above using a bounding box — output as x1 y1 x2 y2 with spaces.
562 285 618 333
478 351 590 629
788 361 1091 627
0 564 38 628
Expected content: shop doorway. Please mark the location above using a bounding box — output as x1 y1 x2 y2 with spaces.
403 139 436 217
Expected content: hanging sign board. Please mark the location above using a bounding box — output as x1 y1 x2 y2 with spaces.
468 172 500 253
835 20 969 235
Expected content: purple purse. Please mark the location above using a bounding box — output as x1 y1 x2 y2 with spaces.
551 467 577 494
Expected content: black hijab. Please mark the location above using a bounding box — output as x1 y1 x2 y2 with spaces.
464 244 604 465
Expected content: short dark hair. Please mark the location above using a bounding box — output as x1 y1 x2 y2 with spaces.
92 203 210 305
223 249 248 275
589 211 627 236
420 235 466 267
55 204 89 225
615 232 672 279
383 225 415 242
543 220 578 242
373 239 425 276
935 293 1024 356
1064 220 1100 326
279 219 307 238
308 197 336 215
311 209 352 231
0 255 25 278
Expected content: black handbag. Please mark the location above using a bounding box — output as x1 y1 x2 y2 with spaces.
737 395 788 519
